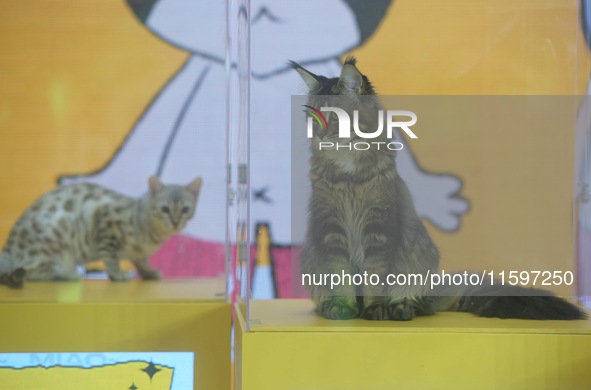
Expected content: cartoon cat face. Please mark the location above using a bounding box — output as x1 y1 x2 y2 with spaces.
126 0 391 76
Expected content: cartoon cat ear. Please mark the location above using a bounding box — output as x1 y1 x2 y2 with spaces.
148 176 164 196
289 60 319 92
339 64 363 92
186 177 203 198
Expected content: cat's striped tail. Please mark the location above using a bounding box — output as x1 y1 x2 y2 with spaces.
430 283 587 320
0 252 26 288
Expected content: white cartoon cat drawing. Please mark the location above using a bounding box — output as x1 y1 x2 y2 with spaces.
59 0 469 251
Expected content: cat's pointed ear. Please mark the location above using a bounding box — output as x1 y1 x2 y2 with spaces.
186 177 203 198
148 176 164 196
338 63 363 92
289 60 319 92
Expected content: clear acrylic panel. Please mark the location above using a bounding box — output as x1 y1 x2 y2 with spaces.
577 0 591 308
227 0 252 325
244 0 589 326
0 2 232 387
576 96 591 308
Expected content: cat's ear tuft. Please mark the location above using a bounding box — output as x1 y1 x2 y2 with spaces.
339 63 363 92
343 56 358 66
289 60 319 92
186 177 203 198
148 176 164 196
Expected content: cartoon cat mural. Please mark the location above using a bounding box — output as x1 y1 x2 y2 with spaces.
59 0 469 290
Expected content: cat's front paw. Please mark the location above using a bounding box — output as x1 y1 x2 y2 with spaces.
140 268 162 281
54 269 82 282
387 299 416 321
4 268 26 289
108 271 131 282
361 303 389 320
317 297 359 320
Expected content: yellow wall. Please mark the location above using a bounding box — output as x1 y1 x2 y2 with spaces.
355 0 588 95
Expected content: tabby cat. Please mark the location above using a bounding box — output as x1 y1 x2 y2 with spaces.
292 57 586 321
0 176 202 288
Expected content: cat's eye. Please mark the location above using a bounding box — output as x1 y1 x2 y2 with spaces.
161 206 170 213
181 206 190 214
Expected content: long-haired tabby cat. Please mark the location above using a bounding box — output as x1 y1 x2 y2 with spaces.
291 57 586 321
0 176 202 288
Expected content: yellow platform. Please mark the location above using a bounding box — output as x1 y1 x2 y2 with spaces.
0 278 231 390
236 299 591 390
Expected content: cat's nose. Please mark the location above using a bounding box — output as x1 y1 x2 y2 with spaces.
171 219 182 230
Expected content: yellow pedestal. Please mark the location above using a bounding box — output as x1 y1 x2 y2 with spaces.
0 279 231 390
236 299 591 390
